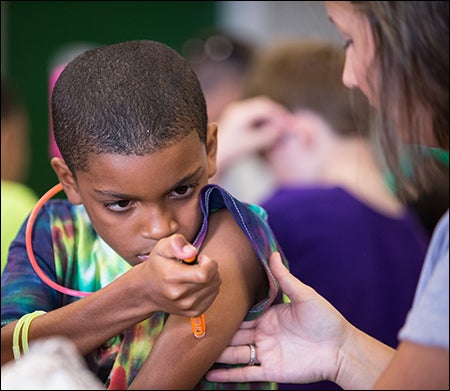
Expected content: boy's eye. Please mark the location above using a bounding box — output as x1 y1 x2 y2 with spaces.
105 200 134 212
103 184 197 212
170 184 196 199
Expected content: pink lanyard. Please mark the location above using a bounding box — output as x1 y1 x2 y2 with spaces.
25 183 91 297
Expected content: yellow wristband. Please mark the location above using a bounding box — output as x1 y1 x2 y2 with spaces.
12 316 27 360
12 310 46 360
21 311 46 354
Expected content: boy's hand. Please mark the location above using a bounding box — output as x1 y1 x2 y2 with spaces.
142 234 221 317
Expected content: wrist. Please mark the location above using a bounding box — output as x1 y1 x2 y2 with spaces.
335 324 394 389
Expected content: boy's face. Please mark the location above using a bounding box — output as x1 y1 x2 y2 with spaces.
52 126 218 266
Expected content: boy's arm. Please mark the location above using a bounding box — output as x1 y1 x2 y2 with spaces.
129 209 268 389
1 234 220 366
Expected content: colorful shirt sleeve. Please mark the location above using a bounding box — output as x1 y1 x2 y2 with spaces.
193 184 289 320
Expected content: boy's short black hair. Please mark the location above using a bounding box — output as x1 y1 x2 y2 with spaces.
52 40 208 173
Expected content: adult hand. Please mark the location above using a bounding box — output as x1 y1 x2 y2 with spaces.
206 251 348 385
139 234 221 317
214 96 291 177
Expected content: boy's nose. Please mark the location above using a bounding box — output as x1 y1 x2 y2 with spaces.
140 208 177 240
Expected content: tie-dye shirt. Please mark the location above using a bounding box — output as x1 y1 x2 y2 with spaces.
1 184 288 390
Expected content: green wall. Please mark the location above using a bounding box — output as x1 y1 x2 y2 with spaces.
3 1 217 197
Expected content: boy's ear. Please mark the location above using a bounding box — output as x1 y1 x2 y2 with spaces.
205 123 218 178
50 157 83 205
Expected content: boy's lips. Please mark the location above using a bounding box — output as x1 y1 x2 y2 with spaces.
137 253 150 261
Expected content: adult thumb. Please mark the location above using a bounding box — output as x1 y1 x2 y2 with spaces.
270 251 307 302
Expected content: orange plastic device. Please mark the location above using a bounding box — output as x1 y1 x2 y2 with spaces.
184 256 206 339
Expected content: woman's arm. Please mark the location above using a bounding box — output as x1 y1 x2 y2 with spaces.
130 209 268 389
373 341 449 390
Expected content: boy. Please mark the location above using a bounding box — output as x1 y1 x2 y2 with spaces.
0 40 286 389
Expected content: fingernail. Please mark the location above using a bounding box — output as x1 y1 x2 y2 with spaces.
183 244 196 253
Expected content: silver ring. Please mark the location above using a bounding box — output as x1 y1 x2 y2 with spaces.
247 343 256 366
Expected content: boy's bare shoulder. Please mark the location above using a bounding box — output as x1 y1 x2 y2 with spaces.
204 208 253 255
200 208 267 293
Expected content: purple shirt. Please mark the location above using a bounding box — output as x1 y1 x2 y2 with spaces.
261 186 429 390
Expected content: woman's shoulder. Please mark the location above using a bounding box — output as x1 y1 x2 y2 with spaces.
398 210 449 348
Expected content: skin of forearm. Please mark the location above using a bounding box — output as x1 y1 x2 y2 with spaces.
129 290 252 389
374 341 449 389
335 324 395 389
1 265 158 365
130 209 266 389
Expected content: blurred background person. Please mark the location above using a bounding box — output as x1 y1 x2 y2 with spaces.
1 78 38 273
183 28 279 203
216 39 430 390
182 28 255 124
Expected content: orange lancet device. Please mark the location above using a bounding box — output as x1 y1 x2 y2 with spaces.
184 256 206 339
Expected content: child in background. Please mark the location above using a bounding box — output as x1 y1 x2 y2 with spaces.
183 29 278 204
183 28 254 125
1 78 38 274
1 40 286 390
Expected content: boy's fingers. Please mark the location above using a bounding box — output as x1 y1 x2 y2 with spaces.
155 234 197 261
195 255 221 285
